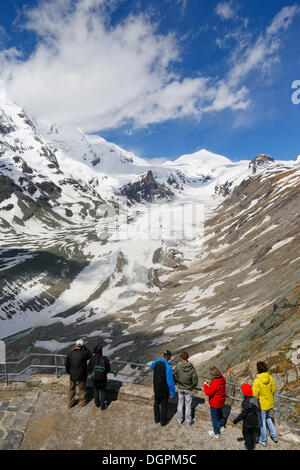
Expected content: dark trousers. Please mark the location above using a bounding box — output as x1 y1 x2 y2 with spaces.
93 381 106 410
154 395 169 426
68 379 87 407
243 426 257 450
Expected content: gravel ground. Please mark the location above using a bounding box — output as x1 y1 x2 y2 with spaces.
20 391 300 451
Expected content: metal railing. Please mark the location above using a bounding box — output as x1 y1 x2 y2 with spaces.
221 379 300 427
0 353 66 383
0 353 299 427
0 354 149 384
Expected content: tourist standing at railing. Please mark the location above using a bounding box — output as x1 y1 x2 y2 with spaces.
88 345 111 410
151 350 175 427
65 339 92 408
252 361 278 447
204 366 226 439
174 351 198 426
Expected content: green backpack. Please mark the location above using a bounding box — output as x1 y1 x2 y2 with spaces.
91 357 106 381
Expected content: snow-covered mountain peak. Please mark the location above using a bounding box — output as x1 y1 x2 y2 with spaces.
248 154 275 174
165 148 231 166
162 149 233 179
41 122 148 174
294 154 300 163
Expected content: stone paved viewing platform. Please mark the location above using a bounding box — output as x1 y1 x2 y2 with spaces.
0 375 299 451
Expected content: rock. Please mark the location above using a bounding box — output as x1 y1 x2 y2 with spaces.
215 180 233 197
280 432 300 443
249 154 275 173
65 208 73 217
119 170 174 203
0 109 15 134
36 181 62 198
197 284 300 423
0 175 23 203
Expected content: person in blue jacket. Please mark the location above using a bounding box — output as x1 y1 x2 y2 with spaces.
151 350 175 426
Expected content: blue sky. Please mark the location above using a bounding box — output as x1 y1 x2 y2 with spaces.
0 0 300 161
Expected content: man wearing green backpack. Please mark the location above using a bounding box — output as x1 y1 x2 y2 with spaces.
88 345 111 410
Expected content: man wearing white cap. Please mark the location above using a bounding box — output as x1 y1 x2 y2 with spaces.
65 339 92 408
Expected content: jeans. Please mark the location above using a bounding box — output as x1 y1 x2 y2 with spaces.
210 406 225 435
93 381 107 410
177 389 193 424
154 395 169 426
259 409 277 442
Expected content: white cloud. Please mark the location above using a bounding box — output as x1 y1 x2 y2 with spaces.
0 0 299 132
212 4 300 117
266 5 300 36
203 81 250 112
0 0 215 131
0 47 22 63
227 5 300 88
215 1 237 21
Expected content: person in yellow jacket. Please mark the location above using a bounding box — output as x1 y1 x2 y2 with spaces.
252 361 278 446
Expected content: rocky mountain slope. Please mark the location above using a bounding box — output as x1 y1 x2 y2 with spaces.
0 99 110 230
0 92 246 342
0 92 212 340
106 161 300 368
196 165 300 402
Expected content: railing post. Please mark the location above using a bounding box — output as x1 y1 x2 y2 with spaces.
55 355 58 378
277 395 281 427
4 362 8 386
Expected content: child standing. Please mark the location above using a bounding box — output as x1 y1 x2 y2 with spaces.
232 384 261 451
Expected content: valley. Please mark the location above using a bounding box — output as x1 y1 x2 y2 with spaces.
0 91 299 400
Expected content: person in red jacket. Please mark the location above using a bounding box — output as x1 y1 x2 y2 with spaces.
204 366 226 439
